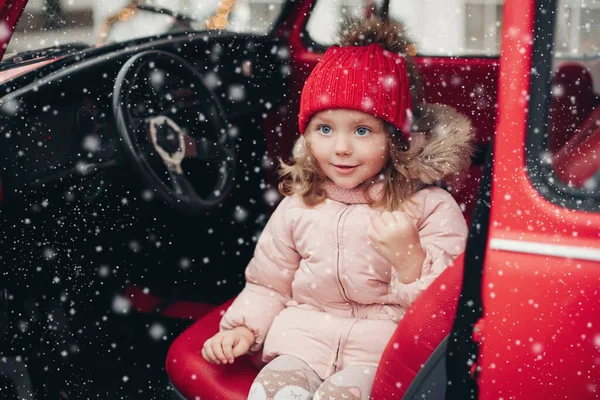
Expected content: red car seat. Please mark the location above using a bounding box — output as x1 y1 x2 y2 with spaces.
548 63 598 153
553 106 600 187
166 254 466 399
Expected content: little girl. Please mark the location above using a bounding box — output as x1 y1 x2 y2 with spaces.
202 16 474 400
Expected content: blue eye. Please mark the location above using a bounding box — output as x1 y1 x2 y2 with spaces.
318 125 332 135
355 127 372 136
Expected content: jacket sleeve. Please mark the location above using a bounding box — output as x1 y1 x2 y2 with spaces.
390 188 468 309
219 195 301 352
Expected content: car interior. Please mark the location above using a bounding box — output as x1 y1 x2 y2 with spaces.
0 1 598 399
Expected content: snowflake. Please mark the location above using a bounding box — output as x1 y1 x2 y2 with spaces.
179 258 191 269
264 188 280 205
149 322 167 341
149 69 166 90
112 295 132 315
382 75 397 90
98 265 111 278
233 206 249 222
0 98 20 116
203 72 220 89
43 247 56 260
228 84 245 102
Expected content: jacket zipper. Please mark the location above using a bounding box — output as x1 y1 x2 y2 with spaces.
332 207 353 374
335 206 352 303
332 337 342 373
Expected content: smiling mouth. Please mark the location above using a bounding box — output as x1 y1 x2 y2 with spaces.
332 164 359 169
331 164 359 174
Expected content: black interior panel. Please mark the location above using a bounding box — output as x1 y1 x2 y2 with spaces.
0 31 290 399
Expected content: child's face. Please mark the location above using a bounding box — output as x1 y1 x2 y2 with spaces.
306 109 389 189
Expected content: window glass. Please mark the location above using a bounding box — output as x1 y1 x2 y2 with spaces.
548 0 600 193
306 0 383 47
6 0 285 55
306 0 505 56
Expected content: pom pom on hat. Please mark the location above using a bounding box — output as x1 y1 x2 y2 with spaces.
338 15 416 56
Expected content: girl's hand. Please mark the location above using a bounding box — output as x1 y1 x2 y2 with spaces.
368 211 426 283
202 326 255 364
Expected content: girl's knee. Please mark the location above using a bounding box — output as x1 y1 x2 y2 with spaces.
248 355 320 400
314 381 363 400
248 373 312 400
313 365 376 400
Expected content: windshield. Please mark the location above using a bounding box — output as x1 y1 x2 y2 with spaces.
5 0 286 56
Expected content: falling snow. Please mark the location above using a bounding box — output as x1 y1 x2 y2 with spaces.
0 1 598 399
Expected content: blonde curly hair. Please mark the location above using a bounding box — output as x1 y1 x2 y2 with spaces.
278 122 425 211
278 104 475 211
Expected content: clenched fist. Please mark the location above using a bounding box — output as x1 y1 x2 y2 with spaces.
202 326 255 364
367 211 426 284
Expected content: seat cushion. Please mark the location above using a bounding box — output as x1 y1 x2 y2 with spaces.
371 253 465 399
167 254 466 399
165 298 259 400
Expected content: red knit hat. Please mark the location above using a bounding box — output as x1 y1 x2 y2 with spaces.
298 43 413 140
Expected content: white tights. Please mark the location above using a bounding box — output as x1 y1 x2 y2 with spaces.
247 355 376 400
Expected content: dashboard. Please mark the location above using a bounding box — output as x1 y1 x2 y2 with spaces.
18 94 113 181
0 33 288 194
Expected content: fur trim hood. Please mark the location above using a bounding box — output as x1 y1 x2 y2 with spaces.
405 103 476 185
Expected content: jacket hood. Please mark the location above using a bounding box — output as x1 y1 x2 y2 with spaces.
405 103 476 185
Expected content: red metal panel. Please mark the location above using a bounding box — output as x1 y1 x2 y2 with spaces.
480 251 600 398
0 0 28 60
478 0 600 397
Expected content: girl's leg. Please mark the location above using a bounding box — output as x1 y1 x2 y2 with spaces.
248 355 323 400
313 365 377 400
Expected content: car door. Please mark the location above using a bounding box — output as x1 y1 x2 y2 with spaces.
470 0 600 397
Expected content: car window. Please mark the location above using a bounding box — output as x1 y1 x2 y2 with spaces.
6 0 286 55
529 0 600 209
306 0 505 56
305 0 384 47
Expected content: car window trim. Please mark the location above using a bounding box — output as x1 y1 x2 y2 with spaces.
525 0 600 211
490 238 600 262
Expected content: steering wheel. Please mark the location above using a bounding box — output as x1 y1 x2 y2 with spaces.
113 50 235 214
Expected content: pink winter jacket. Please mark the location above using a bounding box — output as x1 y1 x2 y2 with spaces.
220 181 468 379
